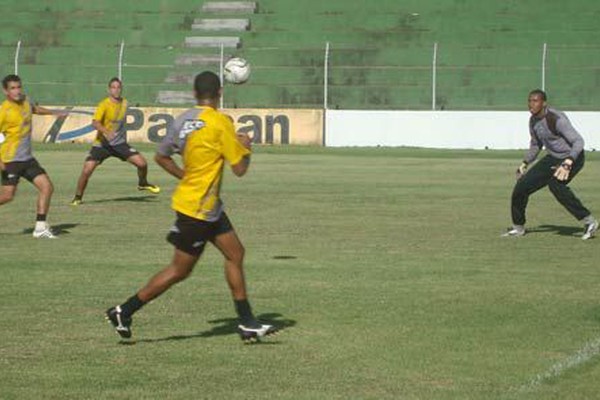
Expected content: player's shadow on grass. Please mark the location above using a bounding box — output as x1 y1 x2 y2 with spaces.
22 223 79 235
131 313 296 345
528 224 583 237
86 195 158 204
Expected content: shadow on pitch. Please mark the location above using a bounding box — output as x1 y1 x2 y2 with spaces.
527 224 583 237
86 195 158 204
129 313 297 345
22 223 80 235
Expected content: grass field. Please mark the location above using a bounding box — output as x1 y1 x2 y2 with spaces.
1 144 599 399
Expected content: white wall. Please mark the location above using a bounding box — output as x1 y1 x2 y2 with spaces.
326 110 600 150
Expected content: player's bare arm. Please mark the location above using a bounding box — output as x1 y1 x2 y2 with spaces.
231 155 251 177
32 105 68 118
231 133 251 177
155 153 184 179
91 119 115 141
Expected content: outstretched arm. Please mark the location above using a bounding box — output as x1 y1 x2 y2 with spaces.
32 105 68 117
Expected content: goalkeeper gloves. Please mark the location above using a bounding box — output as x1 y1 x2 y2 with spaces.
515 161 528 180
553 159 573 181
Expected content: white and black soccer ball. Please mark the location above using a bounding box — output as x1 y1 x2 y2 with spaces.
224 57 251 84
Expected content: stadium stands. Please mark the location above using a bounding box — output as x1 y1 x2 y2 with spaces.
1 0 599 109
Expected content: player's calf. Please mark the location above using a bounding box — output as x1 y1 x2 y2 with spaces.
0 185 16 205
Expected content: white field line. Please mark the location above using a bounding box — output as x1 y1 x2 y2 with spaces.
515 336 600 392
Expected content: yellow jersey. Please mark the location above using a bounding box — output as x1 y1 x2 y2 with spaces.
157 106 250 221
0 97 34 163
93 97 128 146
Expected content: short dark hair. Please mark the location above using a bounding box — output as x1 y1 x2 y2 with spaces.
529 89 547 101
194 71 221 100
2 74 21 89
108 77 122 87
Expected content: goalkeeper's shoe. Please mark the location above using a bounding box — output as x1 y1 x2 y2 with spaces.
138 183 160 194
106 306 132 339
582 219 598 241
501 226 525 237
238 321 278 344
70 198 82 206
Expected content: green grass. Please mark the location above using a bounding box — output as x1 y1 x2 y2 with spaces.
1 145 600 399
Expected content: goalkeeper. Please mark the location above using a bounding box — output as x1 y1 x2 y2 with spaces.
503 89 597 239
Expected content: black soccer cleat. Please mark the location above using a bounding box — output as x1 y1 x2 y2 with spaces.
238 323 278 344
105 306 133 339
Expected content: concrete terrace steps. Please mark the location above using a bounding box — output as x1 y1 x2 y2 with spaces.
201 1 257 13
165 74 196 84
192 19 250 31
175 54 226 66
156 91 195 104
160 1 259 105
184 36 241 49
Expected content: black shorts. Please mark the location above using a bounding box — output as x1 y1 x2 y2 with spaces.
86 143 140 163
1 158 47 186
167 212 234 256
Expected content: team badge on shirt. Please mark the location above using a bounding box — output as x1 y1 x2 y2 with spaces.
179 120 205 139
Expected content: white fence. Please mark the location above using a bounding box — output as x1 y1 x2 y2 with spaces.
326 110 600 150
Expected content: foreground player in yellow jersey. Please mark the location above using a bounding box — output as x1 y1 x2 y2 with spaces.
0 74 67 238
70 77 159 205
106 71 277 343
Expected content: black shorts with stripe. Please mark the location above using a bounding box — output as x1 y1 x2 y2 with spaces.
167 212 234 257
1 158 47 186
86 143 139 163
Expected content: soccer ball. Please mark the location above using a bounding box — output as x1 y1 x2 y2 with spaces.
224 57 251 84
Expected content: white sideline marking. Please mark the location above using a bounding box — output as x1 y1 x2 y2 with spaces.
516 336 600 392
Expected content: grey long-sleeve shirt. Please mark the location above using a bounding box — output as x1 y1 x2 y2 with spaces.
524 107 584 164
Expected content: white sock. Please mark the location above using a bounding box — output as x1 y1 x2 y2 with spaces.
582 215 596 225
35 221 48 232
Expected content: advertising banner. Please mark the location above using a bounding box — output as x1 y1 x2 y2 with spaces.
32 107 323 146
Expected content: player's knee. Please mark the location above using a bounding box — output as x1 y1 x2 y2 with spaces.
548 179 565 194
0 192 14 204
83 168 94 178
511 187 526 200
230 245 245 265
131 156 147 169
42 181 54 196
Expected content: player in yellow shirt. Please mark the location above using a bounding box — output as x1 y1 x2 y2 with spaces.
106 71 277 342
70 77 159 205
0 74 66 238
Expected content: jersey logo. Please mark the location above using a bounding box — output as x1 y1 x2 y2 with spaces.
179 119 205 139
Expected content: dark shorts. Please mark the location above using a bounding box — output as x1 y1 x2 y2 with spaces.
86 143 140 163
1 158 47 186
167 212 234 257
